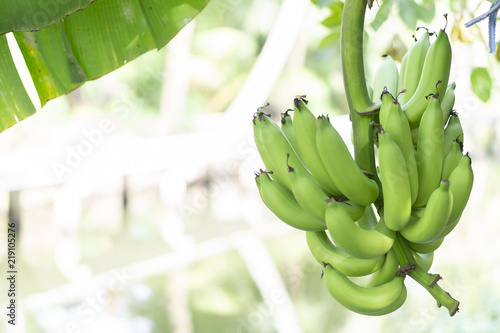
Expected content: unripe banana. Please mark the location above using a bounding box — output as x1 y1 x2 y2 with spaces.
316 115 379 206
411 127 419 146
372 55 399 98
357 204 378 230
414 95 444 207
280 110 305 162
377 130 412 231
403 29 452 128
253 111 311 192
306 231 384 277
438 216 460 239
378 88 395 128
293 96 343 197
412 250 434 272
408 237 444 254
441 82 456 124
253 113 289 187
340 199 367 222
399 30 431 105
365 284 407 316
367 82 374 101
288 163 363 222
443 112 464 159
288 165 329 223
323 263 406 315
444 153 474 229
380 92 419 204
366 248 399 288
442 139 463 180
325 199 395 259
397 52 409 101
255 171 326 231
400 180 453 244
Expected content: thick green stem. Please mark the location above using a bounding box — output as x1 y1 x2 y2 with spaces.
340 0 379 176
341 0 459 316
393 233 460 316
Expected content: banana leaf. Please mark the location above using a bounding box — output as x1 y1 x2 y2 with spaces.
0 0 210 133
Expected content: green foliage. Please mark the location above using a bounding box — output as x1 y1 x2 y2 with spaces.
0 0 210 133
0 35 36 130
370 0 395 31
0 0 95 33
470 67 493 103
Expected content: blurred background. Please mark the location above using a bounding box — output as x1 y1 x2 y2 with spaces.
1 0 500 332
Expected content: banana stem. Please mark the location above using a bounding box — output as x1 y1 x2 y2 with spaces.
393 233 460 316
341 0 380 189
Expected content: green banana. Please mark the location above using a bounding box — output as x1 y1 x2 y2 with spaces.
408 237 444 254
339 199 367 222
289 164 365 222
443 112 464 159
367 81 374 101
316 115 379 206
397 51 409 101
377 130 412 231
403 29 452 128
364 285 407 316
357 204 378 230
414 95 444 207
253 111 311 192
400 180 453 244
325 199 395 259
372 55 399 98
438 216 460 239
280 110 305 162
399 30 431 105
412 250 434 272
323 263 406 315
255 170 326 231
380 92 419 204
441 82 456 124
366 248 399 287
253 113 289 188
445 153 474 228
411 127 419 146
288 165 329 223
306 231 384 277
293 96 343 197
442 139 463 180
378 88 395 128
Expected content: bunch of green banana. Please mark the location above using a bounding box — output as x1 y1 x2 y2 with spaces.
251 25 472 316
